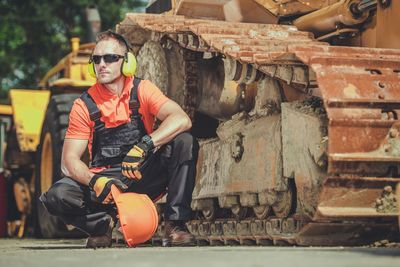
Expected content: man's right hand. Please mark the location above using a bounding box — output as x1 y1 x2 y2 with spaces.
89 174 128 204
121 135 154 180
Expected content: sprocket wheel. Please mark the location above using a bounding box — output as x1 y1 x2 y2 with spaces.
272 184 295 218
136 39 198 118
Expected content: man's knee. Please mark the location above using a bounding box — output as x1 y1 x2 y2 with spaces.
172 132 199 162
40 181 84 216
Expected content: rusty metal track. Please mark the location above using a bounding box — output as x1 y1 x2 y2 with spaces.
120 14 322 61
289 45 400 175
150 217 398 246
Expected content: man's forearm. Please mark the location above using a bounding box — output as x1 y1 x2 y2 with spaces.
61 158 94 186
150 113 191 147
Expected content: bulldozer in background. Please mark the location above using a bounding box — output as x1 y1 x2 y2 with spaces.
1 0 399 244
0 7 98 238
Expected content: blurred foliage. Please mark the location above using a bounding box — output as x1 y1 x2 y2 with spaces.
0 0 146 103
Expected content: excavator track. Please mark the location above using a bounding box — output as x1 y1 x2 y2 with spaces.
149 218 397 246
119 14 400 246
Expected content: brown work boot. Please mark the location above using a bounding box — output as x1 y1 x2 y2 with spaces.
162 220 196 247
86 216 115 249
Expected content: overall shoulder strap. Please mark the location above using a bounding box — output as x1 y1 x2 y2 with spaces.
80 91 103 129
129 77 142 117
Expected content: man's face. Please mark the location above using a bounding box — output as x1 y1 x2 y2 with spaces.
92 39 126 84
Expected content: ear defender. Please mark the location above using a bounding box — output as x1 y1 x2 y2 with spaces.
121 52 137 77
88 60 96 78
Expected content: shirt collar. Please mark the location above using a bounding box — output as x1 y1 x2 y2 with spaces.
95 76 134 100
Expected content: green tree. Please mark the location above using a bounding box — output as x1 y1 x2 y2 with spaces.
0 0 146 102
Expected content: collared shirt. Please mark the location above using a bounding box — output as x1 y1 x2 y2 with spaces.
66 77 169 157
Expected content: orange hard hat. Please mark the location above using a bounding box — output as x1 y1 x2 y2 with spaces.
111 185 159 247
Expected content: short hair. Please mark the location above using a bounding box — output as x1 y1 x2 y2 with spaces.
95 30 131 53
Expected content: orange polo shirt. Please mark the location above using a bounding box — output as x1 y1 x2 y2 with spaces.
65 77 168 170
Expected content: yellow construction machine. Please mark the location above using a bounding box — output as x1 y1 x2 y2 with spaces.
1 0 400 244
1 8 99 238
2 40 95 238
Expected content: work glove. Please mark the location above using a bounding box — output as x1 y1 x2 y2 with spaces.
121 135 154 180
89 174 128 204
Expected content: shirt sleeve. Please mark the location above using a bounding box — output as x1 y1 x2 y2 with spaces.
65 98 92 139
138 80 169 134
140 80 169 116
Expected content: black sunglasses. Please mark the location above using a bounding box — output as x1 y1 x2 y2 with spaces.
91 54 124 64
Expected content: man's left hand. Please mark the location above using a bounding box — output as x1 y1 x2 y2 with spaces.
121 135 154 180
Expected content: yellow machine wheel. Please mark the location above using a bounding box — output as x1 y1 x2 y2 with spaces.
34 94 83 238
40 132 53 194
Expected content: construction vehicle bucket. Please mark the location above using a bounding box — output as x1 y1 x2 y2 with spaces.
111 185 158 247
